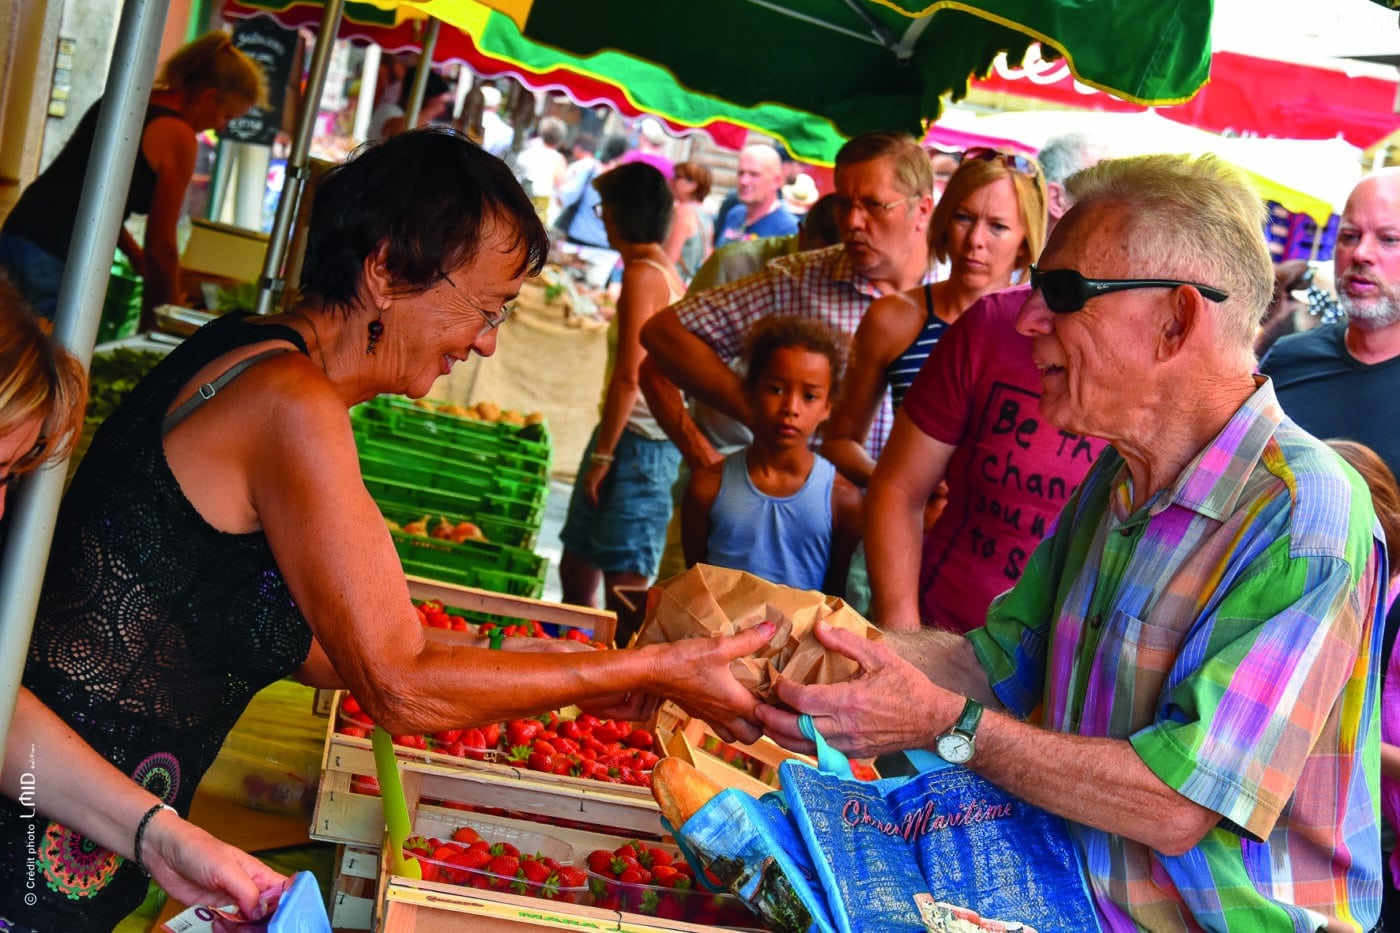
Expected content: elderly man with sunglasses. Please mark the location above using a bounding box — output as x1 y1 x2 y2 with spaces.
759 154 1386 932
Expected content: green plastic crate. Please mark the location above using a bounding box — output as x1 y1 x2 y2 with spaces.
356 444 546 508
363 474 543 527
351 403 551 480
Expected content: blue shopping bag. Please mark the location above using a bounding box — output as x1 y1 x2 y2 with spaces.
780 718 1102 933
673 716 1101 933
674 785 834 933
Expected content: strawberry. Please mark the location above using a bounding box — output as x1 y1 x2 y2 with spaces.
624 728 654 750
506 718 542 746
586 849 615 875
647 847 673 869
555 866 587 889
481 722 502 747
490 841 520 859
618 866 645 885
506 745 532 766
431 843 462 863
528 750 554 773
341 694 364 716
393 734 428 750
564 628 592 643
433 728 464 745
453 847 491 871
592 721 624 745
557 720 583 741
339 725 368 739
451 826 481 844
486 854 520 881
519 858 553 885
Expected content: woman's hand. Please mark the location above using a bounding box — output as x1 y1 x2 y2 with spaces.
583 458 612 507
649 622 778 744
141 808 290 920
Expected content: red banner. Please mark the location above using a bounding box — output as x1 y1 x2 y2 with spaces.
974 48 1399 149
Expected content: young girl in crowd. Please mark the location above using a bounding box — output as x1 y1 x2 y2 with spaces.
682 316 861 594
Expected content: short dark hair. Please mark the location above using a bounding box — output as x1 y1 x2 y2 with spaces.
743 315 848 398
798 194 842 250
299 127 548 313
594 162 673 245
598 133 630 164
571 132 596 155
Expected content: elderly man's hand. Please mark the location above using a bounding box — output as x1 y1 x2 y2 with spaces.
755 621 960 759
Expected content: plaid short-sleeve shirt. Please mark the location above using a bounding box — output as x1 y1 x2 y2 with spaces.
969 379 1385 932
672 244 935 458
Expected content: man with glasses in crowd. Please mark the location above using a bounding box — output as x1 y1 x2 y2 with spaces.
641 131 937 463
758 153 1385 932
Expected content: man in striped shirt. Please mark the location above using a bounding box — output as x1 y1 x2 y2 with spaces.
640 131 939 463
761 154 1385 931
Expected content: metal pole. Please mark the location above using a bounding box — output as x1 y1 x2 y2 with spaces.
353 43 382 141
402 18 442 130
0 0 170 773
254 0 345 316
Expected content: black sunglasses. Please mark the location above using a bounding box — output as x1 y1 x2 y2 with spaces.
1030 266 1229 314
961 146 1040 178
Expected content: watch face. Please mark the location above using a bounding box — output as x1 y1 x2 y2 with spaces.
936 732 973 764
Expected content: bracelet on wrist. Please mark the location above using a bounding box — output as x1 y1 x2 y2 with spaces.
133 802 175 875
590 452 615 465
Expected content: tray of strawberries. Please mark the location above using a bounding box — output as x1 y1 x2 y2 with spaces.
337 695 659 790
402 820 589 903
585 839 758 927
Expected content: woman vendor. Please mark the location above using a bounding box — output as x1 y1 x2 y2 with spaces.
0 32 265 324
0 127 772 930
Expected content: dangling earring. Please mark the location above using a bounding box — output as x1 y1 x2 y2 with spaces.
366 314 384 355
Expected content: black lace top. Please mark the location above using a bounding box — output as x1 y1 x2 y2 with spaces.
0 313 314 931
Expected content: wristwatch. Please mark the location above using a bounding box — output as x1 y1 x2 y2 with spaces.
935 698 983 765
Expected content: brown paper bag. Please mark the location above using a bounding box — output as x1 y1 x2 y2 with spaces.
635 564 881 702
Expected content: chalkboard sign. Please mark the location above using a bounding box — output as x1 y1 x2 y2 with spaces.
226 17 297 146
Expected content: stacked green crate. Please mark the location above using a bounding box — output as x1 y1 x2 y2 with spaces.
351 397 551 597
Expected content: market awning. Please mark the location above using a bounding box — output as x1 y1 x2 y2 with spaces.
224 0 1214 164
221 0 755 151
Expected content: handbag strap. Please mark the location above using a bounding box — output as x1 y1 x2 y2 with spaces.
797 714 855 780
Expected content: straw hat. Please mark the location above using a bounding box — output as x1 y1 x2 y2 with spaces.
783 173 820 213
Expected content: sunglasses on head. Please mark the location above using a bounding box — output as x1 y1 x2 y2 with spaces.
961 146 1040 178
1029 266 1229 314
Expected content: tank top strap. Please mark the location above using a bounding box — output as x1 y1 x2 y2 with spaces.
631 257 687 303
161 347 297 436
924 282 935 322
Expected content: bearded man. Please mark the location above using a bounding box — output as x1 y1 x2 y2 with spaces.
1262 170 1400 474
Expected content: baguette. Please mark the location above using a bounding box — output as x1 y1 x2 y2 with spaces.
651 757 724 827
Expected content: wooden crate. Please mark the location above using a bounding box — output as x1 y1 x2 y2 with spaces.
407 576 618 646
376 806 757 932
330 844 378 932
313 584 621 846
314 690 661 847
379 884 752 932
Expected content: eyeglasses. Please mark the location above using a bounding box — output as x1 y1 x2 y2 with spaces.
592 203 605 218
961 147 1040 178
1030 266 1229 314
0 435 48 490
444 275 515 331
830 195 916 218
